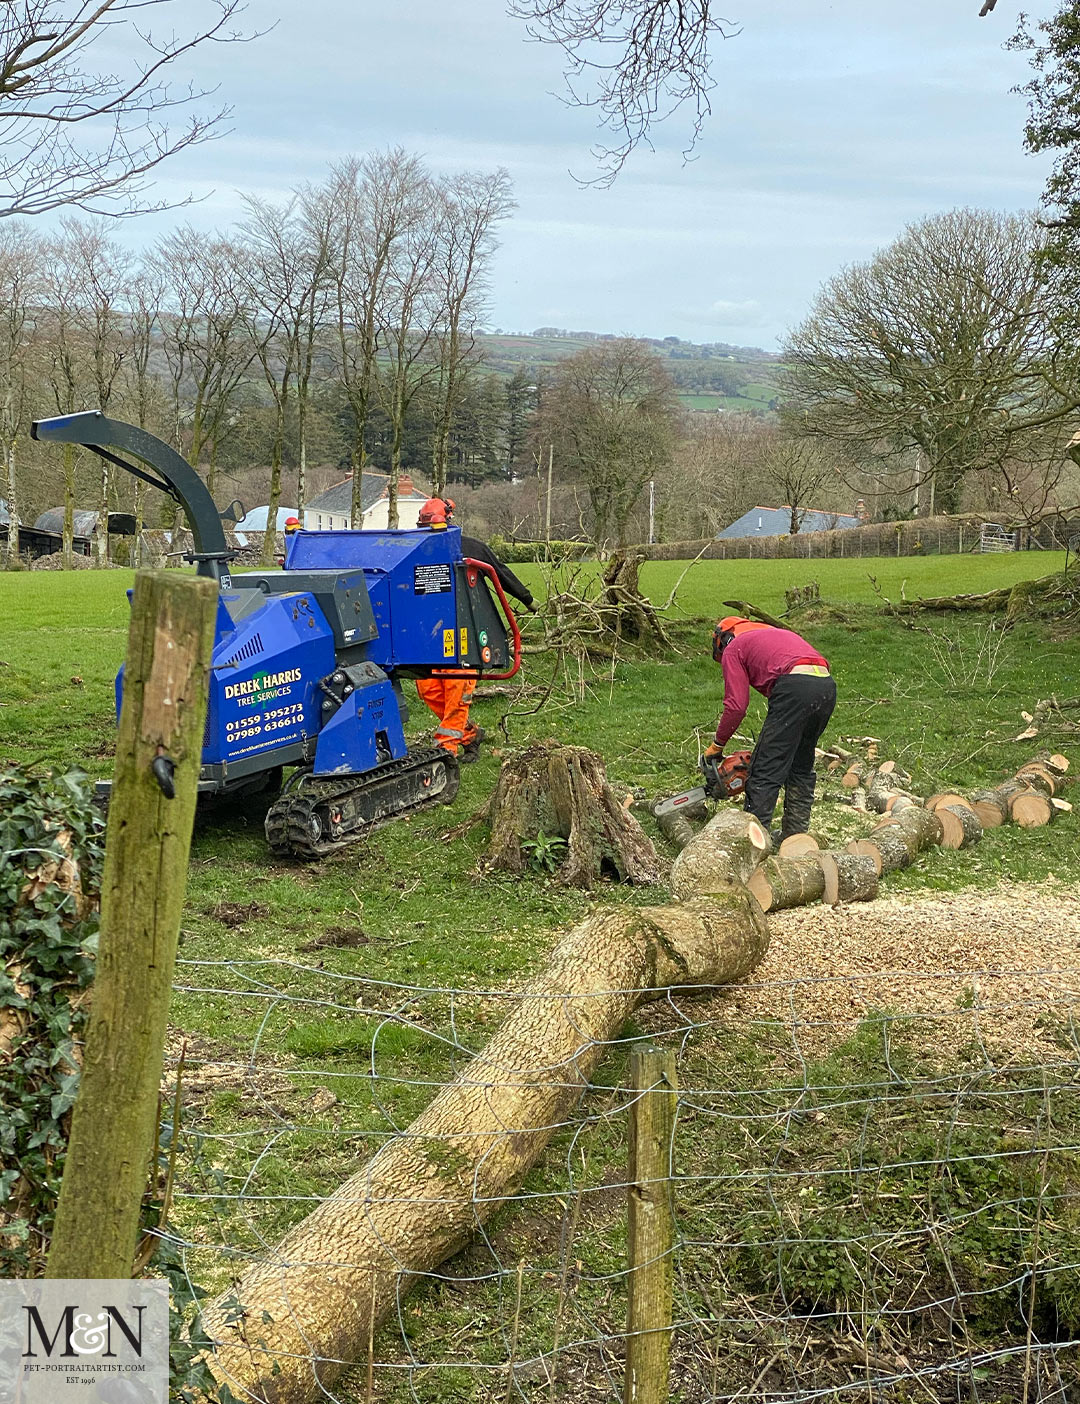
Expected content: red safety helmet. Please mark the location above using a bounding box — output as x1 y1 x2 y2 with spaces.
711 615 769 663
284 515 301 532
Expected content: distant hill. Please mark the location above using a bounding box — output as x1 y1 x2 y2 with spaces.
475 330 782 415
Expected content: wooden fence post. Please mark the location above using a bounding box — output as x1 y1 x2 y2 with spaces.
46 570 217 1279
624 1045 678 1404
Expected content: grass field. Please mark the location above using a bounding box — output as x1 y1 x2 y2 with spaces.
4 553 1079 1401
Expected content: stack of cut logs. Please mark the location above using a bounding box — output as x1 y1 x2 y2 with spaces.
658 752 1072 915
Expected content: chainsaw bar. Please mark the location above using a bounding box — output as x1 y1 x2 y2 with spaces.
265 747 459 859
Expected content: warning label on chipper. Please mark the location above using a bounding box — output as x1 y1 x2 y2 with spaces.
413 563 452 595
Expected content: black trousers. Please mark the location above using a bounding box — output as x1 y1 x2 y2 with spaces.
744 673 837 837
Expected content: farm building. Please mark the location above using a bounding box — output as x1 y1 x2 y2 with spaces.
305 472 428 531
717 505 862 539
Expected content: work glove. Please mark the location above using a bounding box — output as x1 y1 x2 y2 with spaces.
703 741 724 759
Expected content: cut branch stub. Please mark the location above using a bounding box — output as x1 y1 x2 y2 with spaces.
200 891 770 1404
483 741 659 887
669 809 771 899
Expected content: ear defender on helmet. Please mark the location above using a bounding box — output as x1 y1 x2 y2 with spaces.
712 623 736 663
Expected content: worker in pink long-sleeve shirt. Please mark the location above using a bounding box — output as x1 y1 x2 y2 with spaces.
703 616 837 841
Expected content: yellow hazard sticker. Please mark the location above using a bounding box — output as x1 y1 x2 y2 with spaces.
443 628 455 658
460 627 468 654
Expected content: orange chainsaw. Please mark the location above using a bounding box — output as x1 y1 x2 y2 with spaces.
653 750 753 818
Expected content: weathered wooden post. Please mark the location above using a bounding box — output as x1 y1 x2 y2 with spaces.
624 1044 678 1404
46 570 217 1279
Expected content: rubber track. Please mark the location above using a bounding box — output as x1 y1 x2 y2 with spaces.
264 747 457 859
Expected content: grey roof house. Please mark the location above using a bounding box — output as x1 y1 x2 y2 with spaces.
305 472 429 530
717 506 861 539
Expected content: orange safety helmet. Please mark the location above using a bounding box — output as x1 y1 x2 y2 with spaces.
417 496 455 528
711 615 770 663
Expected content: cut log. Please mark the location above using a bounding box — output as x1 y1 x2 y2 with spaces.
822 850 879 904
817 851 840 904
1014 765 1057 797
925 792 970 814
968 790 1007 828
200 891 771 1404
857 803 944 874
777 833 821 858
937 803 983 850
1010 790 1054 827
844 838 884 877
670 809 772 899
842 762 875 790
483 741 659 887
1047 753 1070 774
747 855 827 912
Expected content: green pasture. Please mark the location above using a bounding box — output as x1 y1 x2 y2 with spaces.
3 553 1079 1399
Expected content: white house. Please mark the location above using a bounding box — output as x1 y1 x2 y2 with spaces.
304 472 429 531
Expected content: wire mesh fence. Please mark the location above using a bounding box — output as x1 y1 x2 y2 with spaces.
162 949 1080 1403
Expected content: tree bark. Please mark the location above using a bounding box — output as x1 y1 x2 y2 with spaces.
484 742 659 887
968 790 1008 828
850 804 943 875
201 892 770 1404
747 855 826 912
816 851 879 904
669 809 771 900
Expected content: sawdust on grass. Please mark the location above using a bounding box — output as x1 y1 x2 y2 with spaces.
707 880 1080 1059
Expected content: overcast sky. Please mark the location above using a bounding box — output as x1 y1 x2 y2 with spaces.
125 0 1057 350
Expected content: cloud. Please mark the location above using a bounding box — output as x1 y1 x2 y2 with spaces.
708 299 767 324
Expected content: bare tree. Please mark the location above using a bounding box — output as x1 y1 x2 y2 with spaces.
761 436 843 534
429 169 514 495
782 209 1080 517
507 0 738 182
121 262 167 548
544 338 679 546
373 174 444 528
240 195 334 562
39 232 92 560
0 223 44 563
325 151 428 527
155 227 253 497
59 217 130 560
0 1 253 218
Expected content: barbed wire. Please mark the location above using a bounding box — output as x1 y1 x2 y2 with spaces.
160 956 1080 1402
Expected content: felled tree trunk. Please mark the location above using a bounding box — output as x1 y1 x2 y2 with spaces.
669 810 772 900
201 891 770 1404
483 741 659 886
816 851 879 905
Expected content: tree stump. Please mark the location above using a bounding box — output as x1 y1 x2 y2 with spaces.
483 741 660 887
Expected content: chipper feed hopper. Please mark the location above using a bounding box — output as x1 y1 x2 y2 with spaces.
30 412 521 858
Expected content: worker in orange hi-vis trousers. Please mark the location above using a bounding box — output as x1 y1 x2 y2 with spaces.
415 674 479 760
414 496 534 763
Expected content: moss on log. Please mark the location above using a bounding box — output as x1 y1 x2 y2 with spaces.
669 810 772 899
201 892 770 1403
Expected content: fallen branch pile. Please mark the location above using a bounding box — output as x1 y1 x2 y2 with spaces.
880 568 1078 627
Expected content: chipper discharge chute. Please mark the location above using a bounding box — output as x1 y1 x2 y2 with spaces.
30 412 521 858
